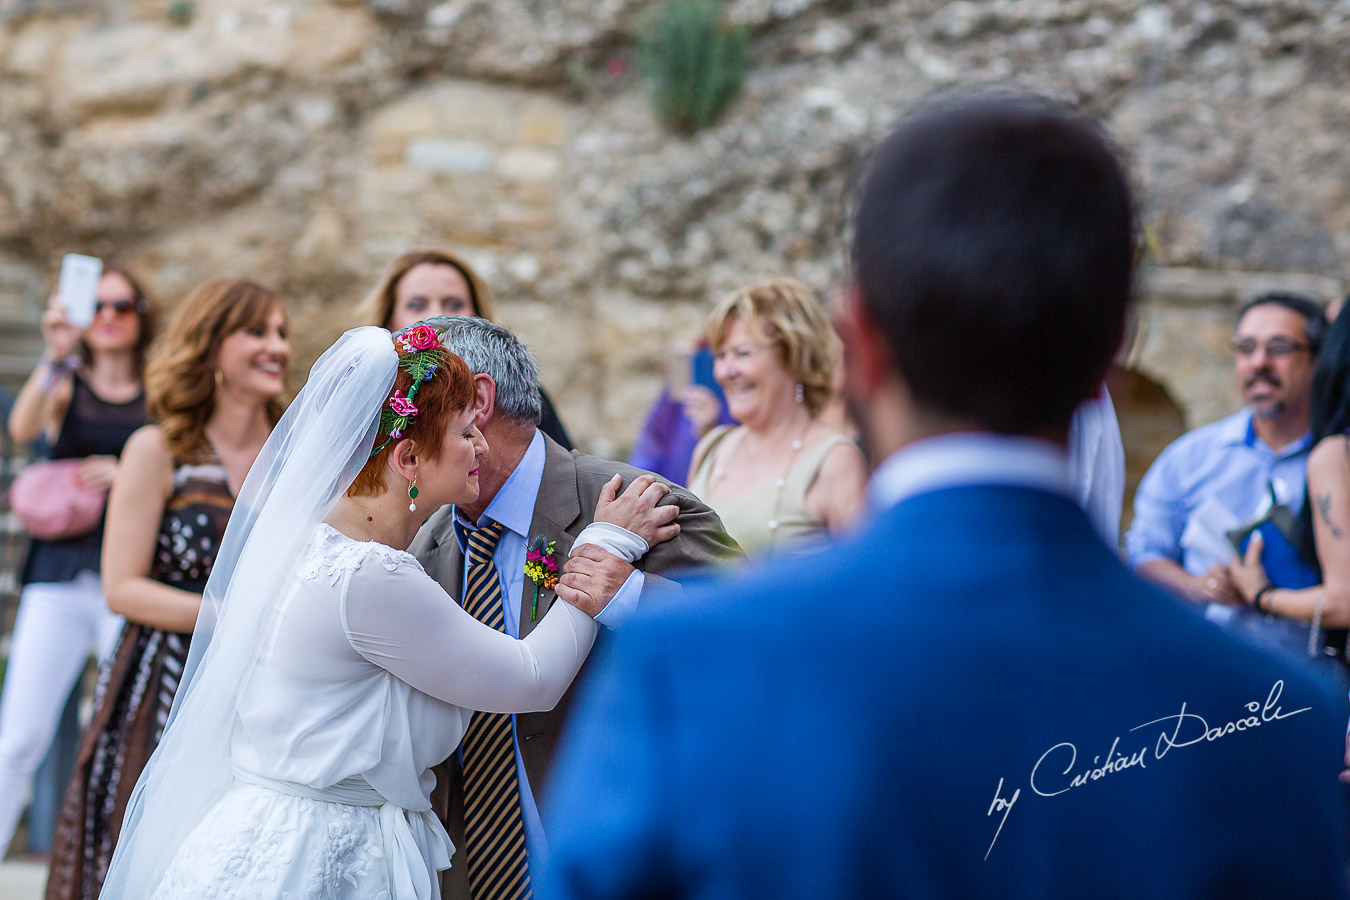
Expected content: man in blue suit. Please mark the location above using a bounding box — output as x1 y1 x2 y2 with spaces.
543 95 1350 897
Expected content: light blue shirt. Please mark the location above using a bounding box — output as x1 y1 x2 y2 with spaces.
870 432 1073 510
1124 409 1312 574
452 430 643 864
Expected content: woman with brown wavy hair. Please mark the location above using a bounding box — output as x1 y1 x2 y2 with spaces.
359 247 574 449
46 277 290 900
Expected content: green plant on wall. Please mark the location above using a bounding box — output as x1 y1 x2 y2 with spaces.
167 0 195 25
639 0 748 135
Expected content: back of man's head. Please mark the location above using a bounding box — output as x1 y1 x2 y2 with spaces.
415 315 543 427
851 94 1135 437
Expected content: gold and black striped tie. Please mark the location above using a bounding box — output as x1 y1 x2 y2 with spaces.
461 519 532 899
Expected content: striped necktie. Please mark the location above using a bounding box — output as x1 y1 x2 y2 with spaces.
461 519 532 899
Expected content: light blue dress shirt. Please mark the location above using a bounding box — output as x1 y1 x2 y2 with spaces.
869 432 1072 510
1124 409 1312 574
452 430 643 864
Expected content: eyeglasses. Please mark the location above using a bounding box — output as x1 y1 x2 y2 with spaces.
712 343 775 364
1229 338 1310 358
94 299 141 316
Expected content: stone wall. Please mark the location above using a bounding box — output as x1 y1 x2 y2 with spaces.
2 0 1349 459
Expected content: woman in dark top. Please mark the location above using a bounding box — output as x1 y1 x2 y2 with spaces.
359 247 574 449
0 266 154 857
46 278 289 900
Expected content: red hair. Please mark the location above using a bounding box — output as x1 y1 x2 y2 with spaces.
346 344 476 496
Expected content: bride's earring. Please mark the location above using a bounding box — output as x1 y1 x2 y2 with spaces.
408 475 419 512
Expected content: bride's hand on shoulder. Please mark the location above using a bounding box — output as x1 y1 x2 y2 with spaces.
557 545 633 618
592 473 680 548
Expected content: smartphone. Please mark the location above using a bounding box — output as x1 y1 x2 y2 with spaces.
666 345 692 393
58 253 102 327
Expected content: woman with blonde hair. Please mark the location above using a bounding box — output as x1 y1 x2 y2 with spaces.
0 265 154 857
359 247 574 449
46 277 290 900
687 277 867 555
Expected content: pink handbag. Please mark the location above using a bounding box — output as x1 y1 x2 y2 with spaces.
8 459 109 541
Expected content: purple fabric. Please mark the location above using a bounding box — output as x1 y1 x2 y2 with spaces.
628 347 734 486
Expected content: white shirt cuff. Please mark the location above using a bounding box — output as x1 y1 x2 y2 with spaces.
571 522 648 563
593 570 644 630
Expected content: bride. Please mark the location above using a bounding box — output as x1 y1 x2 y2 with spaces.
100 326 660 899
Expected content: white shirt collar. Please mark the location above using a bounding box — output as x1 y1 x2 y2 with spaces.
869 432 1073 510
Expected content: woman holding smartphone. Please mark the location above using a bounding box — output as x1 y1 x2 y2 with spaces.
0 265 156 856
44 277 290 900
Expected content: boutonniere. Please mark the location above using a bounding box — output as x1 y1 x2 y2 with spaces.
524 536 559 621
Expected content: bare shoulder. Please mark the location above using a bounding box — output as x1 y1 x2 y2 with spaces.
118 424 175 495
1308 435 1350 484
810 434 867 489
688 424 735 478
820 438 866 474
122 423 172 465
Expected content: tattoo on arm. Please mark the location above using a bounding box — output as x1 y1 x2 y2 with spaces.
1317 493 1344 539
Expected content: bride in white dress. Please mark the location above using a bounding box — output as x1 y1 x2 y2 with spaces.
100 326 660 899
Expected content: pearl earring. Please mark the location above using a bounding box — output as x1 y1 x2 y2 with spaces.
408 475 419 512
794 383 804 404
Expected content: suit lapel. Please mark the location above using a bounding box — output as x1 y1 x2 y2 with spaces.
519 437 581 638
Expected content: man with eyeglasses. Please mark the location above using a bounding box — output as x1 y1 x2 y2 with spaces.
1126 292 1328 608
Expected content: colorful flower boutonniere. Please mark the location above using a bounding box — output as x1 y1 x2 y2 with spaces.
524 535 559 620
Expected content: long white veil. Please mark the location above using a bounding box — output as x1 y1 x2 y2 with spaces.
100 326 399 896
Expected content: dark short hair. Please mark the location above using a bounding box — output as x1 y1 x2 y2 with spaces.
851 94 1135 435
1236 292 1328 356
1297 305 1350 565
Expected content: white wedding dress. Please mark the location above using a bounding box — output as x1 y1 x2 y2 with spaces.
149 523 598 899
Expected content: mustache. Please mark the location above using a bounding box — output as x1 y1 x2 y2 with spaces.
1244 371 1283 390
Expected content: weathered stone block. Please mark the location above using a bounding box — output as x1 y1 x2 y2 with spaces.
496 146 560 183
515 99 567 146
404 137 494 173
429 83 519 144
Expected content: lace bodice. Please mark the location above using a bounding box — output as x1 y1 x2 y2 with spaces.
230 523 598 812
298 523 424 586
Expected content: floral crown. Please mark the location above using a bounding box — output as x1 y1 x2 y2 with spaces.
370 324 444 457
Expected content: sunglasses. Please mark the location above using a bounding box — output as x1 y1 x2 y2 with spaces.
94 298 143 316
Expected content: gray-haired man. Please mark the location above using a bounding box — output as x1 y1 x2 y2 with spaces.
407 315 740 900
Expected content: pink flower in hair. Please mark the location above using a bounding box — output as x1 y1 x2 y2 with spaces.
389 391 418 417
405 324 440 351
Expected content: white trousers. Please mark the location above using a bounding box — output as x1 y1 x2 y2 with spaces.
0 571 124 855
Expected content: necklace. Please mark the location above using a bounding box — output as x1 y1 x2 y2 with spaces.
709 416 813 550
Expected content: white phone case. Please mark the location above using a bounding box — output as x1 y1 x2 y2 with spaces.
58 253 102 327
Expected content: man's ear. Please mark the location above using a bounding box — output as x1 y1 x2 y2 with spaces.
472 373 497 428
836 285 891 396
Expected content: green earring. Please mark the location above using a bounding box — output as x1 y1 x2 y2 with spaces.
408 476 419 512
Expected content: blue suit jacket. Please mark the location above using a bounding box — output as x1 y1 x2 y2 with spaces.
543 485 1350 898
